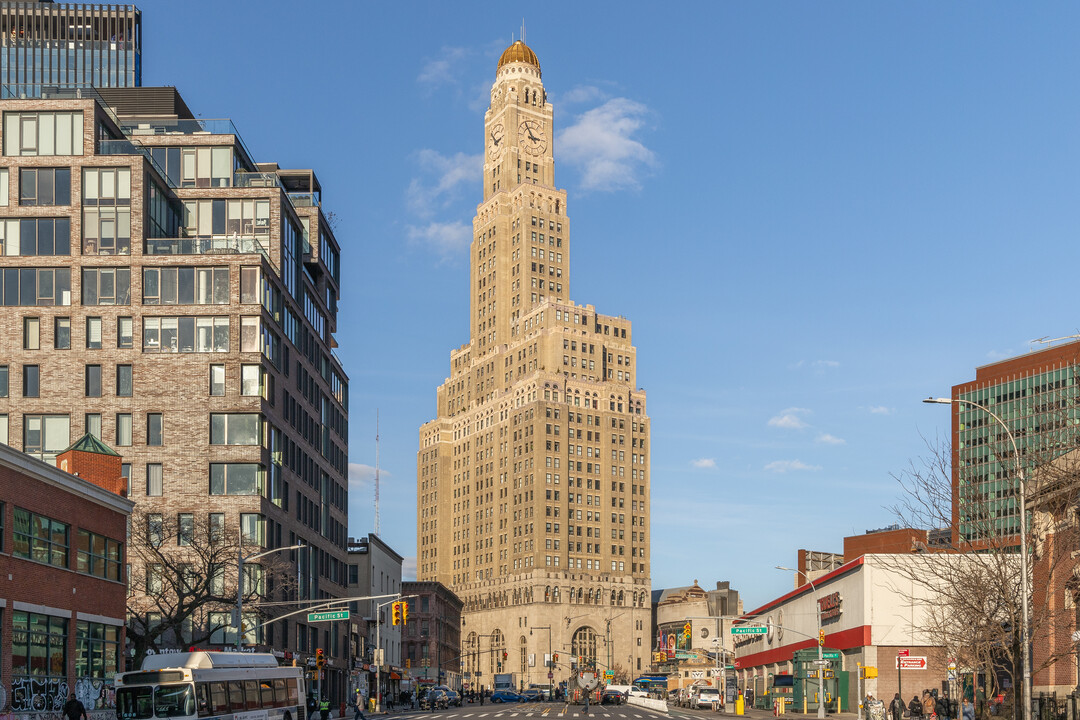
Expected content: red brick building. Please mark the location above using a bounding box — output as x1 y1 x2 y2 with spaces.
0 438 133 717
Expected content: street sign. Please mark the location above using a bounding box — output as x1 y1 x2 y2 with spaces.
308 610 349 622
895 656 927 670
813 660 830 666
805 671 818 679
897 650 910 657
731 625 767 635
691 671 705 679
822 651 841 659
548 672 554 679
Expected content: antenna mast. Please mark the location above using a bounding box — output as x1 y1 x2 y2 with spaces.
374 410 381 536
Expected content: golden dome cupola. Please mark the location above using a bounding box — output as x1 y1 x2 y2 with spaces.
497 40 541 77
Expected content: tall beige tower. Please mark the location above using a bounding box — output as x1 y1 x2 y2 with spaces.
417 41 652 689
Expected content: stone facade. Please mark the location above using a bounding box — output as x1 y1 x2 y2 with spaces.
416 41 652 691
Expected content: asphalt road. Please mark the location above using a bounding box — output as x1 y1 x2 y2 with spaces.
379 702 731 720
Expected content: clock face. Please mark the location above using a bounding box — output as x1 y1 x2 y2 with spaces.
519 119 547 156
488 123 505 159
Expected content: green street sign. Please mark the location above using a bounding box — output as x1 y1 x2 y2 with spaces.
731 626 767 635
822 651 840 659
308 610 349 622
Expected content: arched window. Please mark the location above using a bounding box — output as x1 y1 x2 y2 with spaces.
520 635 528 674
618 590 624 606
610 590 617 605
571 626 598 665
545 585 551 602
595 588 602 604
569 587 576 603
466 632 478 675
553 586 560 602
490 629 504 675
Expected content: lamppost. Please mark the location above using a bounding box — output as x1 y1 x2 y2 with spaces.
776 566 826 720
373 594 416 712
924 396 1031 720
236 542 305 649
531 626 553 699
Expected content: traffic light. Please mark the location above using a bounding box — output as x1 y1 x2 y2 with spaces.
406 659 411 669
401 601 409 625
553 653 559 663
683 623 691 639
316 648 325 669
503 651 508 661
391 602 401 626
818 629 825 646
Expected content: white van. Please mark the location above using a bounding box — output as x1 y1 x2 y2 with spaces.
605 685 648 700
693 687 721 710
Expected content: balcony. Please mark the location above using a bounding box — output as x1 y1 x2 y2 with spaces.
288 192 320 207
98 139 172 184
234 172 283 190
118 118 256 170
144 235 270 258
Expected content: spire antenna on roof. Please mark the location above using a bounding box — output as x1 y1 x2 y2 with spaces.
522 19 526 44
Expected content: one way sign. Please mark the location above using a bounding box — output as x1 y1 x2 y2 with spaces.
896 656 928 670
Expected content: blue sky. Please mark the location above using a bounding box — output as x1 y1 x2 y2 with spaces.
139 2 1080 609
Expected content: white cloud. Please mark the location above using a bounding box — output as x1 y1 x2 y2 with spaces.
406 221 473 258
768 407 811 430
868 406 894 415
401 556 418 581
418 47 469 86
764 460 822 473
348 463 385 490
691 458 717 469
558 98 657 192
815 433 846 445
789 359 840 372
814 360 840 369
406 150 482 218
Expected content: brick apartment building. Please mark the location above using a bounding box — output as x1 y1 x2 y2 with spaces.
0 437 133 716
400 581 462 691
0 84 352 697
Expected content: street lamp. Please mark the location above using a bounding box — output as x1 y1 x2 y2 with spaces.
236 542 305 649
776 566 826 720
531 626 553 699
374 594 417 713
924 396 1031 720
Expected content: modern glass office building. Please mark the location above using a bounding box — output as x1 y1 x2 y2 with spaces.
1 1 141 92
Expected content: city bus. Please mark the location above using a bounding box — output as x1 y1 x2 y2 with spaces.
116 652 306 720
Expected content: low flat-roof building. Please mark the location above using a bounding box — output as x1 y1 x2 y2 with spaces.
0 437 133 717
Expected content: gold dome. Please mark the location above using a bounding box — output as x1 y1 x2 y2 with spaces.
497 40 541 76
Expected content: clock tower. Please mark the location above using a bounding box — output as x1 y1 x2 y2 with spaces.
419 39 652 689
472 41 568 352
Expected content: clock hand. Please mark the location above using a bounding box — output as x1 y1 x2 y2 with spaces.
527 129 539 142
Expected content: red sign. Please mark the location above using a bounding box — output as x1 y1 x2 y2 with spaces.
897 650 910 657
896 656 927 670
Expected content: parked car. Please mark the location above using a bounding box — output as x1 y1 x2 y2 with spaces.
521 689 542 702
693 688 721 710
491 690 523 703
438 688 461 707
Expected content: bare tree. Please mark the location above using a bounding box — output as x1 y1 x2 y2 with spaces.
886 433 1077 718
125 509 297 668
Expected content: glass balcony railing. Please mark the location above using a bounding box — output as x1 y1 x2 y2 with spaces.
119 118 256 170
288 193 320 207
144 236 270 258
0 83 122 126
98 139 172 185
234 172 282 190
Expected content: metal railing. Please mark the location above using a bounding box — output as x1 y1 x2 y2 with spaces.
144 236 270 258
118 117 256 170
98 139 173 185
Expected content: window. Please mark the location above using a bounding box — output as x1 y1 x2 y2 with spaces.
23 414 69 462
20 167 71 206
82 207 131 254
23 364 39 397
0 168 7 205
116 365 132 397
209 513 225 545
0 414 7 445
81 268 131 305
240 513 264 546
3 111 84 156
142 266 229 305
0 365 6 397
210 464 263 496
76 621 120 680
142 316 229 353
116 414 132 446
82 168 131 206
147 515 163 548
0 217 72 255
86 317 102 348
241 364 262 396
76 530 122 581
85 413 101 439
0 267 71 305
178 514 194 546
240 266 260 303
146 464 163 496
13 507 69 567
54 317 70 349
150 146 236 189
210 414 261 445
241 316 260 352
117 317 133 348
147 414 163 446
23 316 39 349
85 364 102 397
210 364 225 396
12 612 68 682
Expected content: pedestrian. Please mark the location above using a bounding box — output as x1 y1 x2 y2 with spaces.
909 695 923 720
308 693 318 719
923 690 936 719
64 693 88 720
319 696 331 720
962 698 974 720
889 693 904 720
352 692 366 720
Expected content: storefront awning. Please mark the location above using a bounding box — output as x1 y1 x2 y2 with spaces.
389 672 401 680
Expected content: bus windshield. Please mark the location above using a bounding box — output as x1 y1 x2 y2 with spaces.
117 684 196 719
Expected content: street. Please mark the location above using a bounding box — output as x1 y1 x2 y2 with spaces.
366 703 864 720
